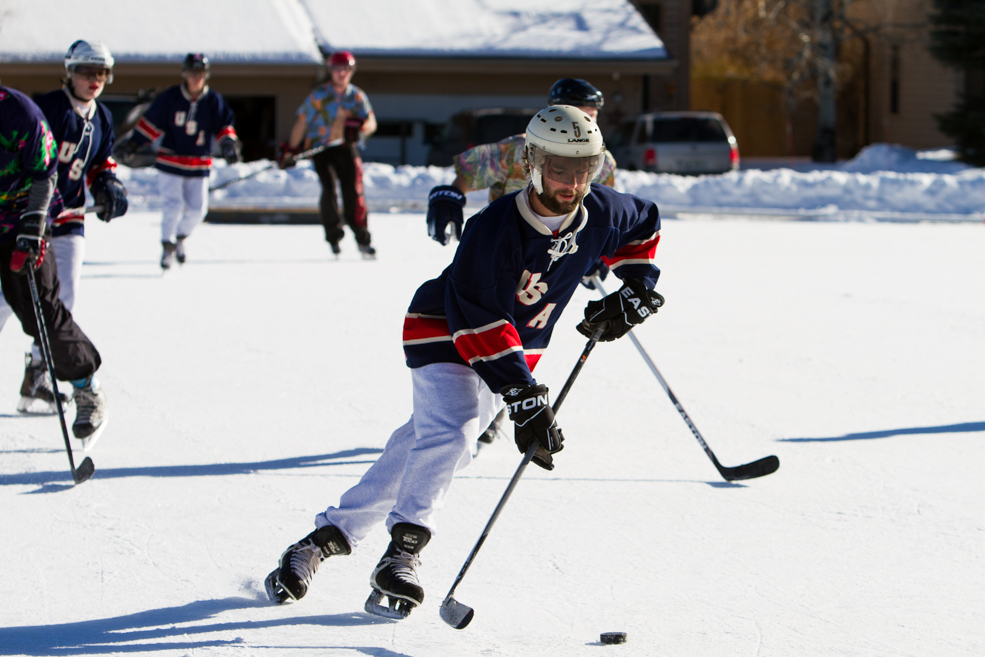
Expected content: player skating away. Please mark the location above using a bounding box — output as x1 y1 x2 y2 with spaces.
279 50 378 259
118 53 241 270
3 40 128 415
427 78 616 445
0 86 107 445
264 106 663 619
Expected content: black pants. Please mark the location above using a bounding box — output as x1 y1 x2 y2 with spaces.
0 237 101 382
312 145 371 246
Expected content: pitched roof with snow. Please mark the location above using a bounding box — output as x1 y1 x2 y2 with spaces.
303 0 667 60
0 0 323 64
0 0 665 65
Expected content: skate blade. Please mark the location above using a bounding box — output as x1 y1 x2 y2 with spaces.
17 397 58 415
364 589 415 620
264 570 291 604
79 416 108 452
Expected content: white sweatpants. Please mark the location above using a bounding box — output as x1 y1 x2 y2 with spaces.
0 234 85 359
159 171 210 243
316 362 503 547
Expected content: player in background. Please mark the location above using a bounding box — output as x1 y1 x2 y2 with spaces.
426 78 615 444
1 40 129 415
279 50 378 259
0 86 107 443
426 79 615 246
263 106 663 620
118 53 241 270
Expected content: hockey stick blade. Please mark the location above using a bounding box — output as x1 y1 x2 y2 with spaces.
73 456 95 484
440 595 474 629
717 454 779 482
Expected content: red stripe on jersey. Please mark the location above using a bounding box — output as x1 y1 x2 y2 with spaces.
85 157 118 187
156 154 213 170
453 320 523 365
217 126 237 140
402 314 451 345
135 116 163 141
525 352 542 371
603 232 660 270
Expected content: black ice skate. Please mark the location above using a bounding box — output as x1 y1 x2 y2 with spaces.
72 377 107 451
175 236 188 264
358 243 376 260
161 241 177 270
265 525 351 604
17 353 69 414
478 407 507 445
329 241 341 258
364 523 431 620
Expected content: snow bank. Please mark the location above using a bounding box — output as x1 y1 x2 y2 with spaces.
116 144 985 219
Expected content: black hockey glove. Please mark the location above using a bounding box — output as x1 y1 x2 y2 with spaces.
220 136 242 165
277 141 300 169
90 171 128 222
427 185 466 246
113 139 141 167
501 383 564 471
9 212 46 274
577 278 664 343
579 259 610 290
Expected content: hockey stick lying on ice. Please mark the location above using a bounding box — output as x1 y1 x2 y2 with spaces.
208 143 330 192
26 265 94 485
440 325 605 630
590 275 779 482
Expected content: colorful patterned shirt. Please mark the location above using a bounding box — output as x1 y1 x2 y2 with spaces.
453 134 618 203
0 86 58 244
298 83 372 145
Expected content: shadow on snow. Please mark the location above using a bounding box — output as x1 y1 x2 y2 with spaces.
0 596 414 656
0 448 383 489
779 421 985 443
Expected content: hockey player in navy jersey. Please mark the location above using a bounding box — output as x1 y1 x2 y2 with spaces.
120 53 240 269
263 106 664 619
0 85 106 444
2 40 128 416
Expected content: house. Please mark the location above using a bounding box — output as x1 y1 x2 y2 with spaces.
0 0 683 165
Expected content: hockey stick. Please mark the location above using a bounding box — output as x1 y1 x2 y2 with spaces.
208 143 330 192
25 266 94 485
440 325 605 630
590 276 779 482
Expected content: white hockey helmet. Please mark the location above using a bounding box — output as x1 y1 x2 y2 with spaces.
525 105 605 193
65 40 115 83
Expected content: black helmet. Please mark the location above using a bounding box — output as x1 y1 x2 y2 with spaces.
548 78 604 110
182 53 210 72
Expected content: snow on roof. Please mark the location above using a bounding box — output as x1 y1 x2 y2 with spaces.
302 0 668 60
0 0 323 64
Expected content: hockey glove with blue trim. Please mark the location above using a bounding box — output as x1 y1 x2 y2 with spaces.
501 383 564 471
427 185 466 245
577 278 664 342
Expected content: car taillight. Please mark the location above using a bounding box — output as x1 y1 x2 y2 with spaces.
729 143 740 169
643 148 656 169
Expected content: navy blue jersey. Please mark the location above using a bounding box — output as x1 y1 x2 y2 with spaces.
0 86 58 246
403 184 661 392
131 84 237 178
35 89 117 238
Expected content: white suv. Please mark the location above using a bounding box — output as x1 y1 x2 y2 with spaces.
609 111 739 174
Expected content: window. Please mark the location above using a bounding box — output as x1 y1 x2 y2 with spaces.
890 45 900 115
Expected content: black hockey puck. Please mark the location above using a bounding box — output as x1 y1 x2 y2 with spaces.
600 632 627 645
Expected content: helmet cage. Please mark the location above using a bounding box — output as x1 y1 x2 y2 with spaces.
65 40 114 84
526 144 604 194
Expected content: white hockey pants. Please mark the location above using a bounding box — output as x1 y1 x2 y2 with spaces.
316 362 503 547
159 171 209 243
